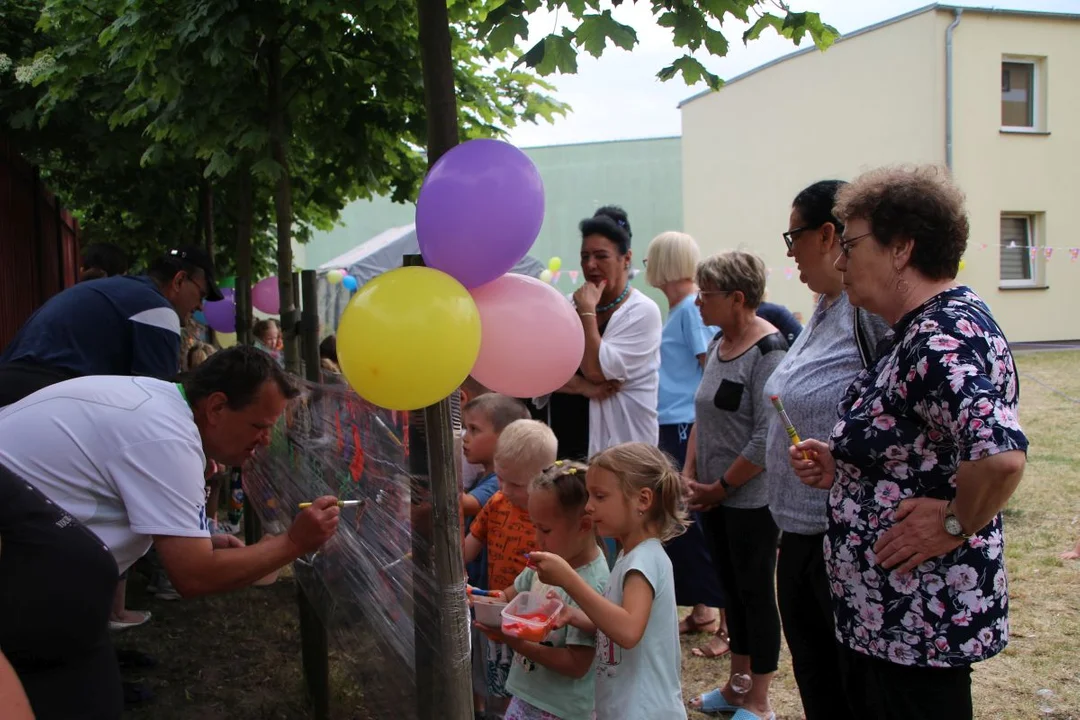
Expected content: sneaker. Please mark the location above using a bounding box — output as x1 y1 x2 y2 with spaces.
145 572 181 601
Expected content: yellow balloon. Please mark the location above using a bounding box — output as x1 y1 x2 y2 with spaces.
217 331 238 349
958 260 967 272
548 256 562 273
337 266 481 411
327 269 344 285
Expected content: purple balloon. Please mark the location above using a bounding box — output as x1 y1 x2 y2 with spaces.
203 297 236 333
252 276 279 315
416 139 544 288
221 287 235 302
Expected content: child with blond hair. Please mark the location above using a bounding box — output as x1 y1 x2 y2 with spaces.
465 419 558 713
529 442 690 720
476 460 609 720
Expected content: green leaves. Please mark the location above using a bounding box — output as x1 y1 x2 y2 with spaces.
492 0 836 89
744 10 838 49
575 11 636 58
657 55 721 90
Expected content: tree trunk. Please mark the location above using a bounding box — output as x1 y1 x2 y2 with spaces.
414 1 469 719
267 39 299 374
202 177 215 262
234 166 254 346
418 0 459 162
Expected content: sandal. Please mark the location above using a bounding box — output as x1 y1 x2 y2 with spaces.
731 710 775 720
679 613 720 635
691 633 731 659
690 688 740 714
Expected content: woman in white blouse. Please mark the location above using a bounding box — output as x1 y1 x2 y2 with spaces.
551 206 662 459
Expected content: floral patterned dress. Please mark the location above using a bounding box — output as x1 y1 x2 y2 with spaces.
826 286 1028 668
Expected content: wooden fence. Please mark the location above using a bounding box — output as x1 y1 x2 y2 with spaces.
0 135 81 349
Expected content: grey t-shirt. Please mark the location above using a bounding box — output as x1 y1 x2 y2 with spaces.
763 294 891 534
694 333 786 509
593 539 686 720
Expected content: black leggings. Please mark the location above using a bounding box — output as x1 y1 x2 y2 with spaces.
777 531 855 720
704 505 781 674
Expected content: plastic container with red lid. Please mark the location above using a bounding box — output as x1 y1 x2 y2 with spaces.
500 591 564 642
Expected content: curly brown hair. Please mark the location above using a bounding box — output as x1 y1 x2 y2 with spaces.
833 165 968 280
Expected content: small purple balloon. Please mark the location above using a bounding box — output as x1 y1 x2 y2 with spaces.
252 276 279 315
221 287 235 302
203 297 236 333
416 139 544 289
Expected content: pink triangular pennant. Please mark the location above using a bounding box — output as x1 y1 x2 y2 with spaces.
783 267 794 280
1070 248 1079 262
980 243 988 251
552 270 562 283
1044 247 1054 260
1029 247 1038 261
568 270 579 283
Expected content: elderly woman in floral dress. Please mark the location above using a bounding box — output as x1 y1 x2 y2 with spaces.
790 165 1027 720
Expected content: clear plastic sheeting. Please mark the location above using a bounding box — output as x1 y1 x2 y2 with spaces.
244 376 471 716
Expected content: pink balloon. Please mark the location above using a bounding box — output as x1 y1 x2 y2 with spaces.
252 276 279 315
470 275 585 398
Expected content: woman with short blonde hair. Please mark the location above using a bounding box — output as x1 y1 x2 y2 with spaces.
644 231 728 658
687 250 786 719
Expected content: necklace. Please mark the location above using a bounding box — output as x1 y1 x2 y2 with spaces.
596 284 631 313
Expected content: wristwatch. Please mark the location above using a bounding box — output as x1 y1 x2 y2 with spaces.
719 477 732 493
943 502 972 539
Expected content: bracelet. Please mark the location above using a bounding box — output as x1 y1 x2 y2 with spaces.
719 477 732 492
578 311 596 317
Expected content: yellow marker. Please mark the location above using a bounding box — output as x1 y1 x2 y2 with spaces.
770 395 809 460
297 499 364 509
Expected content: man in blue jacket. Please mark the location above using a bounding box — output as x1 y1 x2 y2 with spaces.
0 246 222 407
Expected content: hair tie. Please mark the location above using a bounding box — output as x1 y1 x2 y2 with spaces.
554 460 563 466
567 468 577 475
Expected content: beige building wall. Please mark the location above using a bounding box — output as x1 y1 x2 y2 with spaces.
949 10 1080 342
681 6 1080 341
681 8 945 323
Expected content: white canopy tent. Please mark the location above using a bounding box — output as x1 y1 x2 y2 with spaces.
316 223 546 332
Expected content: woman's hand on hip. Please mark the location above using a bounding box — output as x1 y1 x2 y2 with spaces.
582 379 620 401
789 439 835 489
573 281 605 314
874 498 965 574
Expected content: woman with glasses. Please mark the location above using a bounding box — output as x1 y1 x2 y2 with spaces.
644 231 729 659
686 251 785 720
790 166 1028 719
765 180 891 720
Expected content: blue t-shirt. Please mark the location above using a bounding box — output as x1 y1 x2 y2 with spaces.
657 296 716 425
465 472 499 589
0 276 181 380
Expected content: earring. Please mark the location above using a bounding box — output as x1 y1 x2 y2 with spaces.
895 269 911 298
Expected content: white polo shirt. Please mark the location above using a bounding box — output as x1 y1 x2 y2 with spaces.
0 375 210 573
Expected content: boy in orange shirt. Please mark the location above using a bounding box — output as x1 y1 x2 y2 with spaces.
465 419 557 714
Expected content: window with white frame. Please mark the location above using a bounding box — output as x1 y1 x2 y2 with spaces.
1001 58 1042 131
1000 214 1043 287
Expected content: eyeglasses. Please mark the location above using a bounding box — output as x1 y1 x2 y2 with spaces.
838 231 874 257
184 274 208 301
782 224 820 251
698 289 731 301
